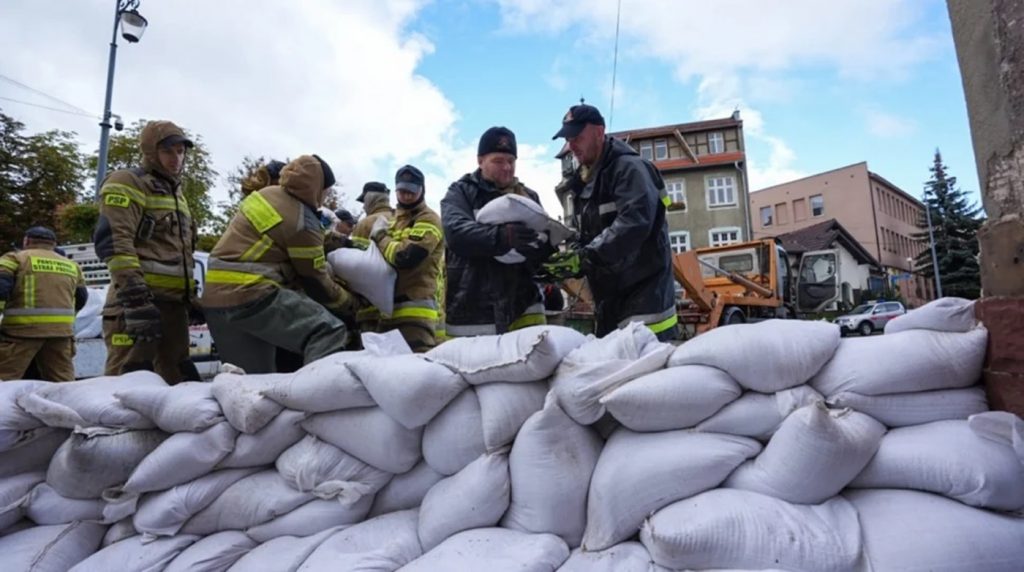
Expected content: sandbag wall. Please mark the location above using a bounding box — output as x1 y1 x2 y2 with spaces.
0 297 1022 572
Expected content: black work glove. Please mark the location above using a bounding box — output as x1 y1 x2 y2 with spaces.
188 303 205 326
498 223 541 256
124 302 162 342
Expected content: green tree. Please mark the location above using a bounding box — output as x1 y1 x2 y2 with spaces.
57 203 100 243
0 109 87 249
913 150 983 299
209 155 269 236
91 119 218 232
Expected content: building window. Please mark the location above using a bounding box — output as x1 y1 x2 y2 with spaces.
706 175 737 207
793 198 807 221
654 139 668 161
666 180 686 208
760 206 773 226
709 227 742 247
639 141 653 161
708 132 724 154
810 194 824 217
669 231 690 253
775 202 789 225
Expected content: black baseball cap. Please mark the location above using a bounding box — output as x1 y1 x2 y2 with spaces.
334 209 356 225
552 103 605 139
25 226 57 242
357 181 390 203
157 133 195 149
395 165 425 193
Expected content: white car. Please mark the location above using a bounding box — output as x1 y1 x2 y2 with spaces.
833 301 906 336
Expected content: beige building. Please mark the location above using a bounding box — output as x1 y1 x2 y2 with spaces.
556 112 752 252
750 162 934 307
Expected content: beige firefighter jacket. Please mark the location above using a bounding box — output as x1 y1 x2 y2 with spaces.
351 192 394 249
0 247 85 337
373 202 444 321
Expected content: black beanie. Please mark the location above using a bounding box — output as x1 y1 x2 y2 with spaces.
266 160 286 181
312 154 336 188
478 126 517 157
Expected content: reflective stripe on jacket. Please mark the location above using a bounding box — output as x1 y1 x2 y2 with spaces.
0 248 85 338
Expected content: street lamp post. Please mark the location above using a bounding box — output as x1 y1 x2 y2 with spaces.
923 188 944 298
94 0 148 198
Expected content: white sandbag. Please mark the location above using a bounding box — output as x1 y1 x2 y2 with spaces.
347 355 466 429
115 382 224 433
217 409 306 469
427 325 587 384
669 319 840 392
360 329 414 356
846 489 1024 572
25 483 106 524
502 400 602 547
968 410 1024 459
583 429 761 551
421 389 486 475
47 428 168 499
326 242 396 316
885 296 977 334
476 380 549 451
641 489 862 572
17 371 165 429
558 542 666 572
0 428 69 478
261 353 375 413
724 402 886 504
0 379 48 451
601 365 742 432
0 517 34 535
181 470 314 535
228 526 342 572
298 509 422 571
134 468 260 537
811 328 987 397
102 517 136 547
119 421 237 496
403 527 569 572
302 407 422 474
368 461 444 517
553 323 674 425
275 435 392 502
74 285 106 339
0 471 44 530
0 521 106 572
418 453 510 551
476 193 571 264
211 373 288 434
165 530 256 572
850 420 1024 510
245 496 372 543
695 385 823 440
827 386 988 427
70 534 199 572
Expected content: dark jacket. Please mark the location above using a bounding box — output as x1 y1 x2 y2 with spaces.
572 136 676 336
441 170 546 333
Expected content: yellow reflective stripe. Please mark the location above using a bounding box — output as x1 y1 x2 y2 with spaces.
356 307 381 319
240 193 283 233
3 315 75 325
24 275 35 309
648 314 679 334
111 333 135 346
101 183 147 207
205 269 278 287
143 273 194 290
383 241 399 263
240 235 274 262
411 222 442 239
106 254 141 271
286 246 324 259
661 195 672 208
145 196 192 217
0 259 19 272
509 312 546 331
0 301 5 311
350 236 370 249
391 307 440 320
29 256 79 277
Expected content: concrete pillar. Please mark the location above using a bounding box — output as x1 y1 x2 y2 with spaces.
948 0 1024 414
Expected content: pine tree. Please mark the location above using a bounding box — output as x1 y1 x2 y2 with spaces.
913 150 983 299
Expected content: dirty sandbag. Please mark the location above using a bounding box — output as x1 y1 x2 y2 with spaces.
180 470 313 536
0 521 106 572
211 372 288 434
46 428 168 500
0 379 48 452
133 467 259 538
115 381 224 433
275 435 392 502
0 428 70 478
0 471 44 530
17 371 165 429
297 509 422 572
24 483 107 525
217 409 306 469
426 325 586 385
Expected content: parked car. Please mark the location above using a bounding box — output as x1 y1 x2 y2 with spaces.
833 300 906 336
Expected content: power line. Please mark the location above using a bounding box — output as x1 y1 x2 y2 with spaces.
0 74 96 116
0 96 100 119
609 0 622 129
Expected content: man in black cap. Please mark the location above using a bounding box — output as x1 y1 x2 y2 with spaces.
347 181 394 334
0 227 88 381
368 165 444 351
441 126 551 337
547 103 678 340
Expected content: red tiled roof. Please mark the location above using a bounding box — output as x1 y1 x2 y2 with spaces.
609 116 741 139
655 151 745 171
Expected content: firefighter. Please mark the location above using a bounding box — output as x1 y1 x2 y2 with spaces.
201 154 359 373
94 120 200 384
349 181 394 333
369 165 444 352
0 227 88 381
240 159 286 197
546 103 679 340
441 126 551 337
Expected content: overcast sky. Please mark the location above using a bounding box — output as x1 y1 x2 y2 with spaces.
1 0 978 216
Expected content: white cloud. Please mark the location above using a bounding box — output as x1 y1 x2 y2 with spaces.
864 109 917 138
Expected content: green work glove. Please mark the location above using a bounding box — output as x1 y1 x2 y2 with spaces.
542 250 584 280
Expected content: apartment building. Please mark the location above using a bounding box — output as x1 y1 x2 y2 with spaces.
750 162 934 307
555 112 752 252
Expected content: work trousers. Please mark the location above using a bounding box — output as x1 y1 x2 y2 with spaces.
0 334 75 381
103 300 192 384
